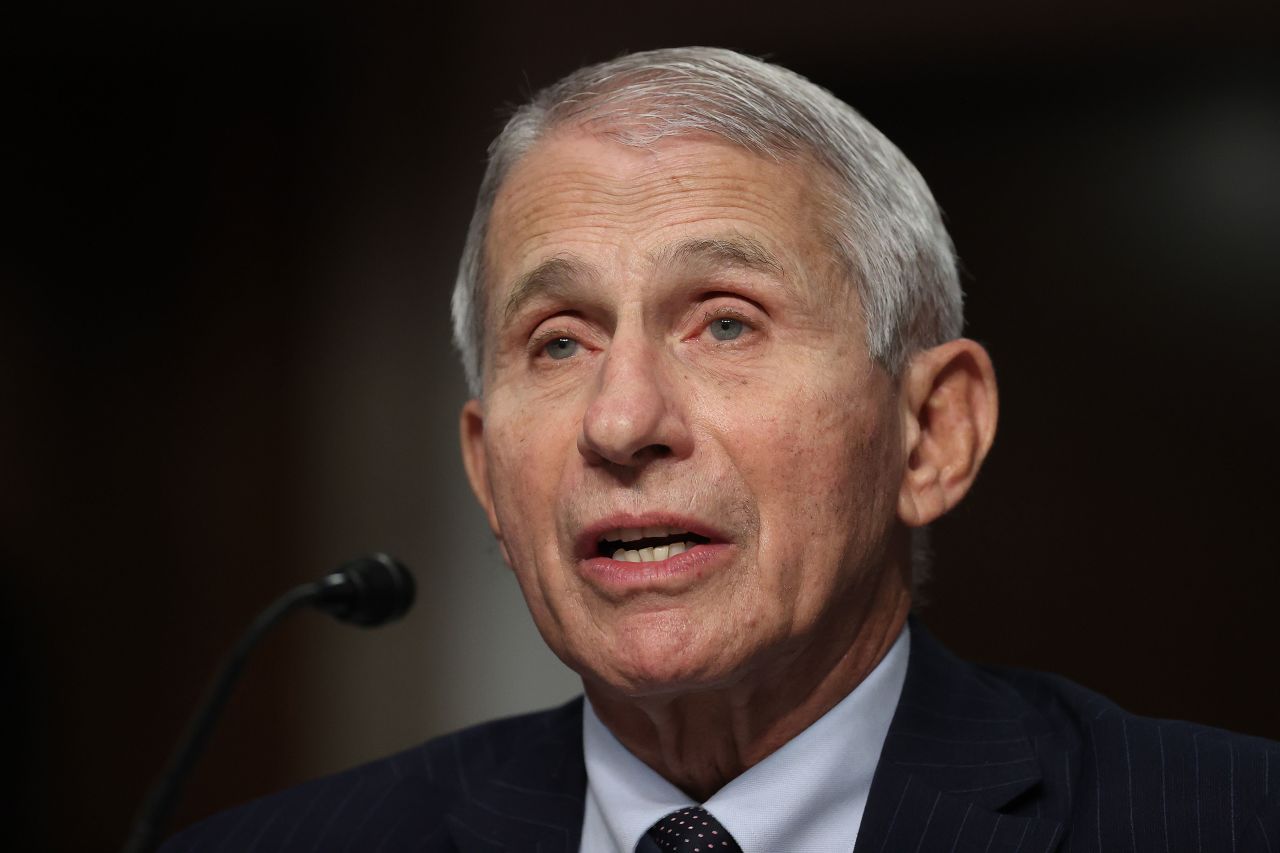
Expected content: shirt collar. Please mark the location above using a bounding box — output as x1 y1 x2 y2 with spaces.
582 624 910 853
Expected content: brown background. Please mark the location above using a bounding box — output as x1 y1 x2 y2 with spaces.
4 2 1279 850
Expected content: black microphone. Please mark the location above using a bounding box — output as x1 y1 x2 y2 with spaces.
314 552 416 626
122 554 416 853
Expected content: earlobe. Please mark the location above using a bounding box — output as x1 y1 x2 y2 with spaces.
897 339 998 528
460 399 504 544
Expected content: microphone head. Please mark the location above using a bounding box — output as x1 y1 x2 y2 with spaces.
317 553 416 627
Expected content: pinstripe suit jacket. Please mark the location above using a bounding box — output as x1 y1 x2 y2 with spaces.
162 621 1280 852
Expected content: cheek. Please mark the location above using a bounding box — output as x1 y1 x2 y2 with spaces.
739 385 880 498
486 388 575 483
736 385 898 583
482 400 592 593
484 414 562 548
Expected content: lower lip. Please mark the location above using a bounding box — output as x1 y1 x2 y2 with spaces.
579 543 733 594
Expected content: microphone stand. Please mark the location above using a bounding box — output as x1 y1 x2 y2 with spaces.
122 581 323 853
122 554 414 853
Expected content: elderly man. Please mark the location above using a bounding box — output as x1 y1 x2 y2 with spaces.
165 48 1279 852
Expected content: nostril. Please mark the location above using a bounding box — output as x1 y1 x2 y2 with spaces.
633 443 671 462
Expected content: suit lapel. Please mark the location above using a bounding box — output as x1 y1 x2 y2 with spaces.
854 620 1065 853
447 700 587 853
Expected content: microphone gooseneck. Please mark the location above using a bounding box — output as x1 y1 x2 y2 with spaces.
122 554 416 853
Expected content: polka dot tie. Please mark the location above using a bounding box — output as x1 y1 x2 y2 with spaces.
640 805 743 853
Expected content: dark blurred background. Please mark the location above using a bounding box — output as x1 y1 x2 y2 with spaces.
4 2 1278 850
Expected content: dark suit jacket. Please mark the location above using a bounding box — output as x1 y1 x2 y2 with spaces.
162 622 1280 851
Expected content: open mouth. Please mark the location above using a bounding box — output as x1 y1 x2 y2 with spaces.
596 525 712 563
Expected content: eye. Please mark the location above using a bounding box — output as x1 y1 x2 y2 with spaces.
709 317 745 341
542 336 580 360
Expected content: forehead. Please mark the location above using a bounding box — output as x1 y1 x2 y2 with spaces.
484 129 839 306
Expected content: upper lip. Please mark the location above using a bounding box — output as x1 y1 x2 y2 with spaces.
575 513 729 559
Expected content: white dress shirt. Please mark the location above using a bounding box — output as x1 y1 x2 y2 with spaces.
578 625 909 853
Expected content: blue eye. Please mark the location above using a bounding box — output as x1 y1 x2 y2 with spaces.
710 317 745 341
543 337 580 359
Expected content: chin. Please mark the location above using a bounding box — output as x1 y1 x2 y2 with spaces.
580 612 749 698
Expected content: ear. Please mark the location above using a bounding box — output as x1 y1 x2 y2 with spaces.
897 339 999 528
460 398 508 557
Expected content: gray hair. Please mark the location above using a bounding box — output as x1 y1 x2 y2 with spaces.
451 46 963 396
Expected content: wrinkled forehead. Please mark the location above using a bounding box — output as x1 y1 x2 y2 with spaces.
481 129 851 321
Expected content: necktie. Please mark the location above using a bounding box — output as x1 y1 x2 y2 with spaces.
637 805 743 852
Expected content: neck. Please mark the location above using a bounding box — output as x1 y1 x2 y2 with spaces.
585 569 911 802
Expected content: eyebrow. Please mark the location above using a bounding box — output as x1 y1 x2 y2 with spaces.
499 234 789 325
501 254 597 325
649 234 787 280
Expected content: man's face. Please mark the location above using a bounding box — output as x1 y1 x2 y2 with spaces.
463 129 908 699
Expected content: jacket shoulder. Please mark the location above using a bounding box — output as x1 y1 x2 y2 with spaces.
160 698 584 853
980 663 1280 851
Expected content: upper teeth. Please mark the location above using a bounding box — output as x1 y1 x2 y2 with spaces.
611 542 691 563
600 525 699 563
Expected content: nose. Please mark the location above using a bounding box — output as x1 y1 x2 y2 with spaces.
578 334 693 469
